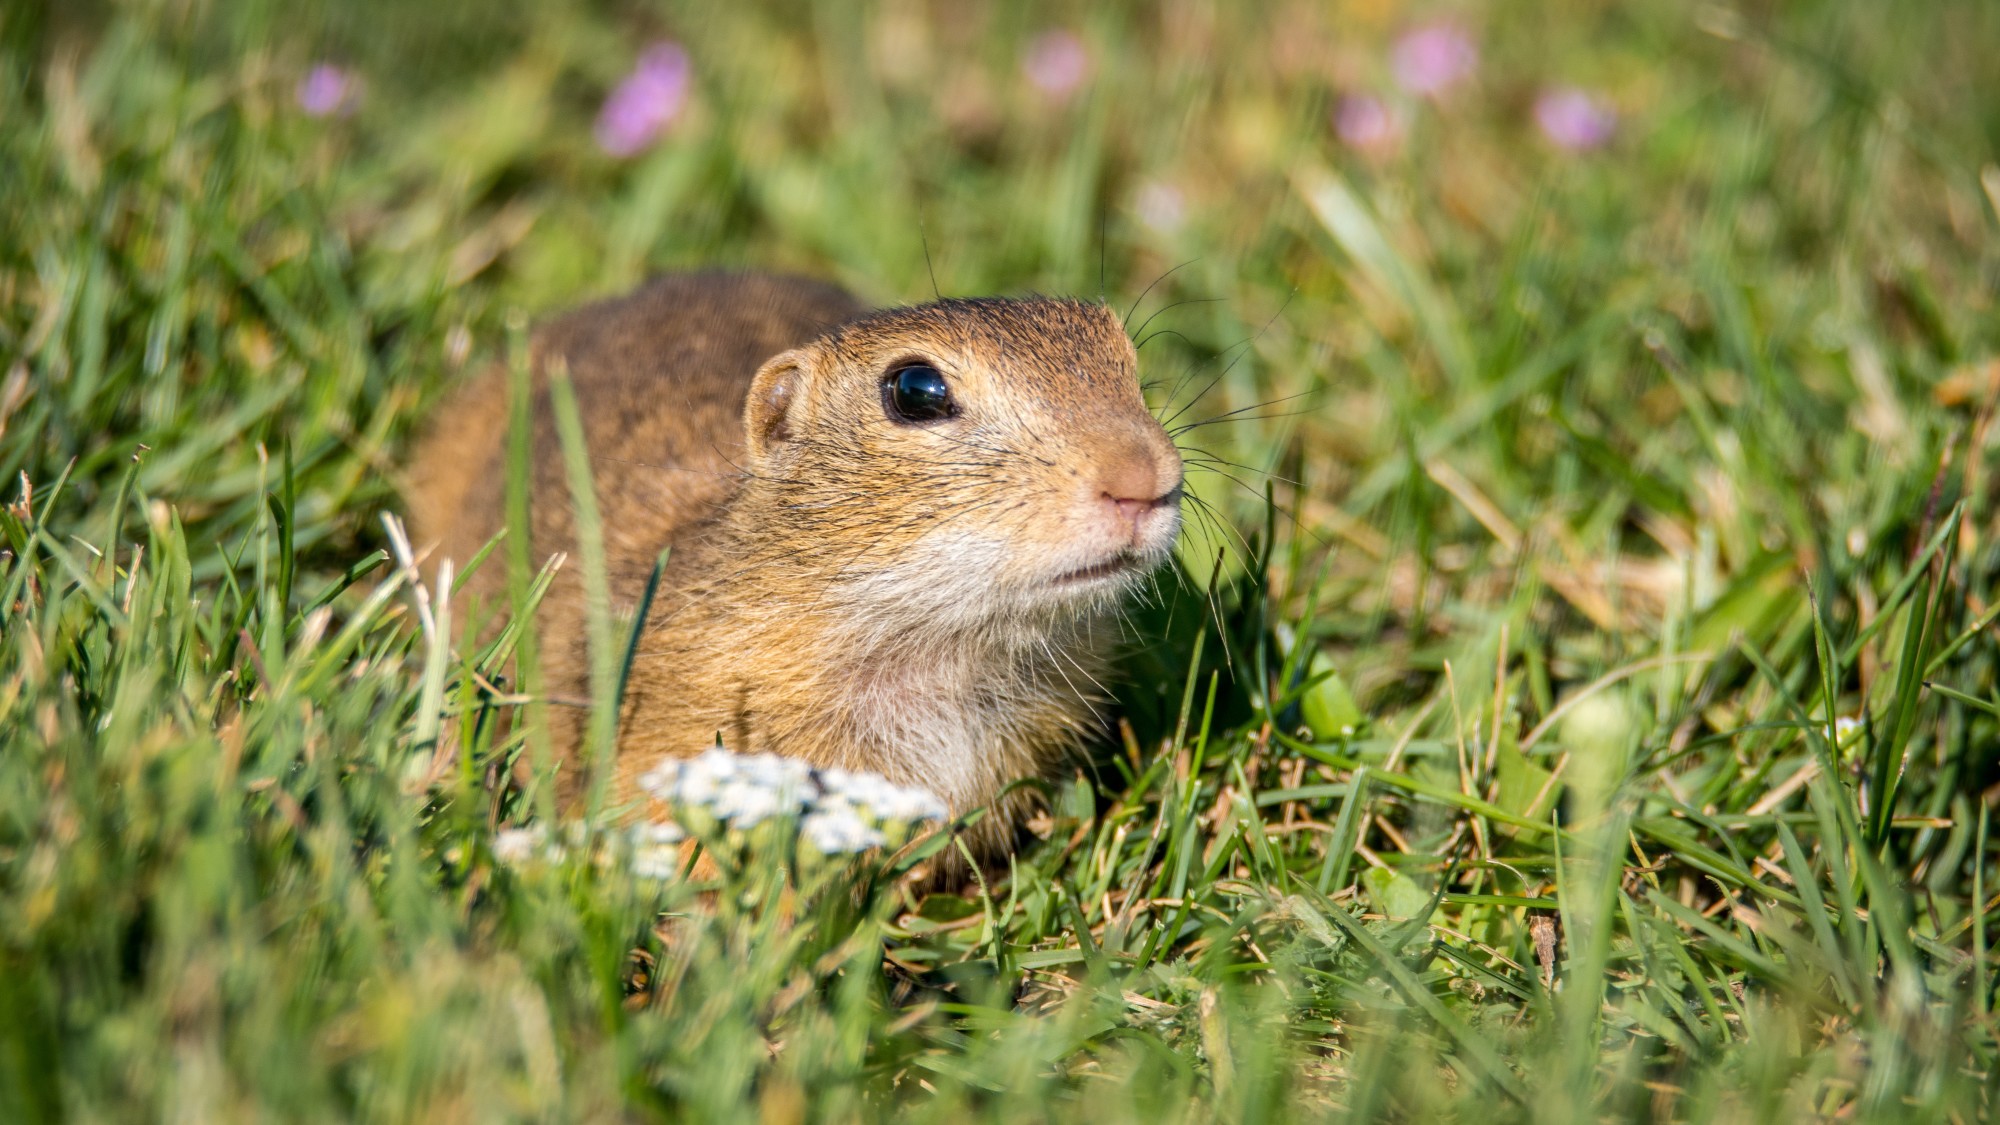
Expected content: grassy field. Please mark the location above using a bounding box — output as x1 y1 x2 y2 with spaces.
4 0 2000 1119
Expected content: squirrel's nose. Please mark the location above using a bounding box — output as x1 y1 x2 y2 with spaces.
1096 434 1183 521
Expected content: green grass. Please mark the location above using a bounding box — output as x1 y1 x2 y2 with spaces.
4 0 2000 1119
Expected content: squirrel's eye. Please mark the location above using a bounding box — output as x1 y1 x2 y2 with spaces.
883 364 957 424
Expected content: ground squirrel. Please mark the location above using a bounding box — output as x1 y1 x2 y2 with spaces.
409 272 1183 851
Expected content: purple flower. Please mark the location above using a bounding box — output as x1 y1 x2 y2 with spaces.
296 64 358 117
1334 94 1407 152
1022 31 1090 101
595 42 691 158
1535 87 1617 150
1391 21 1477 96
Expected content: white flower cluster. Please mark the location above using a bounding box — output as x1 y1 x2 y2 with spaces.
491 820 686 879
638 748 950 855
627 820 687 879
488 751 950 881
492 824 560 865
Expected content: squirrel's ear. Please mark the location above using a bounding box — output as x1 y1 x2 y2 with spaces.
744 348 812 462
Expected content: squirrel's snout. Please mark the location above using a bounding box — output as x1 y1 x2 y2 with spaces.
1093 433 1184 540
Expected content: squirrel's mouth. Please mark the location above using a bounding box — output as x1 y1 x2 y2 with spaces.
1052 552 1145 587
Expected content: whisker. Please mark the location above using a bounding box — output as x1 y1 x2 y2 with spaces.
1167 388 1319 434
1122 257 1202 331
1179 450 1299 488
1129 297 1228 346
1153 287 1300 425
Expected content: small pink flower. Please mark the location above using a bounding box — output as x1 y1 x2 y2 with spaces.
1022 31 1090 101
1134 181 1186 234
1334 94 1407 152
296 64 358 117
595 42 691 158
1391 21 1477 96
1535 87 1617 150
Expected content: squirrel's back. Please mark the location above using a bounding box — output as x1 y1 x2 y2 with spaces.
408 272 863 616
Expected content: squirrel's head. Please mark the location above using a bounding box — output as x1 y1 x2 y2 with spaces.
741 296 1183 632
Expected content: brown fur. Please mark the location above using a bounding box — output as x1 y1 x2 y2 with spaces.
408 272 1182 854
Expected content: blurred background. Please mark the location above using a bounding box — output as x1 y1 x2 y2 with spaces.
7 1 2000 1118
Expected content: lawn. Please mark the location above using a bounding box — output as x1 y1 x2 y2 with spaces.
4 0 2000 1120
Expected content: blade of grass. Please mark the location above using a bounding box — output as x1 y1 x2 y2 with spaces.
546 363 617 820
1315 893 1527 1102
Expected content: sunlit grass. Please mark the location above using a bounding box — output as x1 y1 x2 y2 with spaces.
3 1 1999 1119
